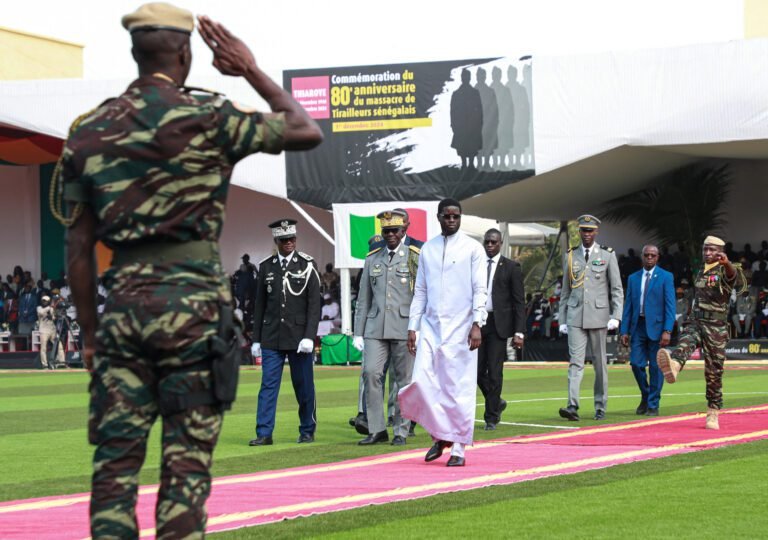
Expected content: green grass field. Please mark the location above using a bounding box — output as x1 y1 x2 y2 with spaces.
2 362 767 538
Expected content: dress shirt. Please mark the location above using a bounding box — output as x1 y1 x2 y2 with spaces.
485 253 501 312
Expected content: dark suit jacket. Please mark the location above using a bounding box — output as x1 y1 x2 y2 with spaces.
252 252 321 350
489 256 526 338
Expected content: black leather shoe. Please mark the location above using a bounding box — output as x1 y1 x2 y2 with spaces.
387 415 394 427
354 415 369 435
248 436 273 446
358 430 389 445
484 423 497 431
500 399 507 413
408 422 417 437
446 456 465 467
425 440 451 462
559 406 580 421
391 435 406 446
593 410 606 420
349 412 364 427
636 402 648 415
645 408 659 417
297 433 314 443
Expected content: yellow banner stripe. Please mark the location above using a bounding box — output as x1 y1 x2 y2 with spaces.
332 118 432 132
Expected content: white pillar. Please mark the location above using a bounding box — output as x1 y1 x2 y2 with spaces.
340 268 352 335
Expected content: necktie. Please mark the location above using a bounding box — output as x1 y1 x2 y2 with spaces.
388 251 395 263
487 258 493 286
584 248 590 263
281 258 288 272
641 271 651 316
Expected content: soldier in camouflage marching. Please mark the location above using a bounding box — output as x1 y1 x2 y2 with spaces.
58 4 322 538
249 219 322 446
657 236 747 430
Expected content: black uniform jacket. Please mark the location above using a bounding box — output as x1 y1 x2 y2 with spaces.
252 251 321 350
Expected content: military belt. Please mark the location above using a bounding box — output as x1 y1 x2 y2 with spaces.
111 240 219 266
692 309 728 322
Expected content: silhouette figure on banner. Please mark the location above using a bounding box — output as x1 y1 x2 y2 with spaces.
522 62 533 167
450 69 483 169
507 65 531 170
474 67 498 171
490 66 514 170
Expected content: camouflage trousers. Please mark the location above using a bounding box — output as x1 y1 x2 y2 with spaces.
670 319 728 409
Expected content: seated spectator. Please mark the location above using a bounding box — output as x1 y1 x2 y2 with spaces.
18 281 38 336
317 293 340 337
752 261 768 296
742 243 758 265
755 290 768 339
658 245 674 272
759 240 768 260
322 263 340 298
731 291 756 339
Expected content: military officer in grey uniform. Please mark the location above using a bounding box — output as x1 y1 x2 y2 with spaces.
353 210 419 446
558 215 623 421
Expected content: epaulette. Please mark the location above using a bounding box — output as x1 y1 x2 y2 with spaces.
602 246 614 253
259 254 274 265
367 247 383 257
98 97 117 108
567 246 575 252
297 251 314 261
408 244 421 254
181 85 223 96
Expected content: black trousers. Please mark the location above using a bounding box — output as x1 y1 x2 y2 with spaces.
477 312 508 424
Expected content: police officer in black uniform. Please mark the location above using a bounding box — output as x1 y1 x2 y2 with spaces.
249 219 322 445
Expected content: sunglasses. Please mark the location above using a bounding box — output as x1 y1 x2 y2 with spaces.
382 227 401 235
277 237 296 243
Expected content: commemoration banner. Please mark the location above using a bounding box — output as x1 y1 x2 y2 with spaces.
284 57 535 209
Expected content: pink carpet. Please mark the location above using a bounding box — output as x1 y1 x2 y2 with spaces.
1 405 766 538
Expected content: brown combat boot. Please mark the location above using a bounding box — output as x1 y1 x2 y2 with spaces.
657 348 681 383
705 408 719 430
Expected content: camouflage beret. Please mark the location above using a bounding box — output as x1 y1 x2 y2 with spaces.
122 2 194 34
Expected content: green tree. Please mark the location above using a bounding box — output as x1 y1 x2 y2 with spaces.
600 163 731 267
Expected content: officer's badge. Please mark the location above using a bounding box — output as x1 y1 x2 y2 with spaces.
267 284 272 293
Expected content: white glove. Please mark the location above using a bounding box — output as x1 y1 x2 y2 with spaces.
297 338 314 354
559 324 568 335
607 318 620 331
251 342 261 357
352 336 365 352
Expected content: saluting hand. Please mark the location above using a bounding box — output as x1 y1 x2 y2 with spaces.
197 16 257 76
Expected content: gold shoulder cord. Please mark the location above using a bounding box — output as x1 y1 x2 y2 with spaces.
567 249 586 289
49 110 95 227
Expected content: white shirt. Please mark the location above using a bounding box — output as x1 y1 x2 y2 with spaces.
582 243 598 261
640 266 655 314
279 253 294 268
485 253 501 312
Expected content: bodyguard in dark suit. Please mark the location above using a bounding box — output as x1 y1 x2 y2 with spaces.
477 228 526 430
620 245 675 416
249 219 322 446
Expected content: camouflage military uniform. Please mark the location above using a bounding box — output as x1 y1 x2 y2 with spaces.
670 262 746 409
60 75 284 538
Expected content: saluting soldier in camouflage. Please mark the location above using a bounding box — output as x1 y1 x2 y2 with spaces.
58 4 322 538
657 236 747 430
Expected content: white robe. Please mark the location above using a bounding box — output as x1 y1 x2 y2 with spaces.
398 231 487 445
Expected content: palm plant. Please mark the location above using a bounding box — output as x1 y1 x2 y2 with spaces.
601 162 731 266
